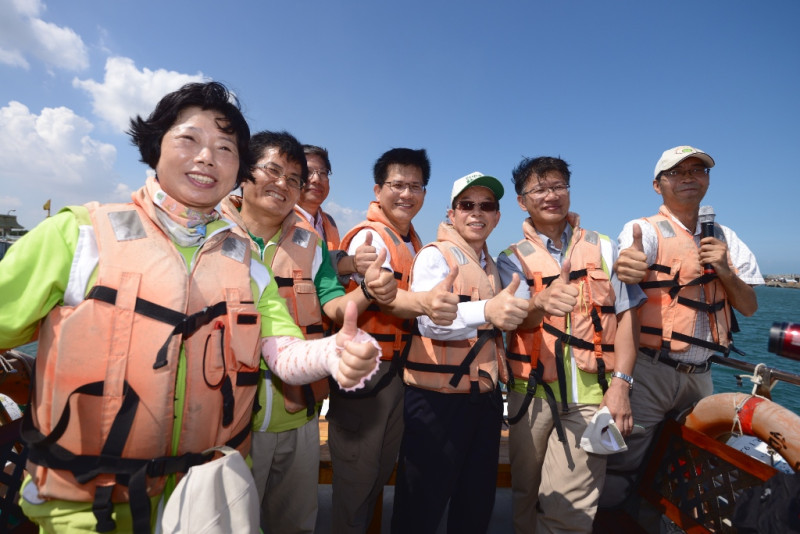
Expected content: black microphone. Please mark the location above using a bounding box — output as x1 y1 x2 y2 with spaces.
698 205 715 275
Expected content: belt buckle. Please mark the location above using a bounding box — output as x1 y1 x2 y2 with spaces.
674 362 695 374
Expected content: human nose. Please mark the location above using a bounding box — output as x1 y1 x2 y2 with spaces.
194 145 215 166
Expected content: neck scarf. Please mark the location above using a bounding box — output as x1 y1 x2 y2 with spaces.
147 177 219 247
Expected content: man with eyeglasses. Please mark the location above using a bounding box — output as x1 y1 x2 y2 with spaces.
497 156 644 534
391 172 530 533
601 146 763 528
327 147 461 533
221 130 397 533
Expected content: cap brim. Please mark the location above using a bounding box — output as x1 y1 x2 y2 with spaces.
455 176 504 203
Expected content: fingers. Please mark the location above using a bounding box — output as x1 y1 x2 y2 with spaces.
631 223 643 252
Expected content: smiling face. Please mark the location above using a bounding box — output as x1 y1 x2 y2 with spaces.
516 170 570 227
241 147 303 224
299 152 330 214
373 163 426 234
154 106 240 213
654 156 710 210
448 186 500 255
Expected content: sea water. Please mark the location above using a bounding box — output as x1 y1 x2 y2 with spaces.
713 285 800 415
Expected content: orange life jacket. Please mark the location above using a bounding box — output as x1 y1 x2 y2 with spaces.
22 197 262 533
293 206 341 251
222 197 329 416
638 207 732 355
402 223 506 394
506 220 617 394
339 201 422 361
269 212 329 415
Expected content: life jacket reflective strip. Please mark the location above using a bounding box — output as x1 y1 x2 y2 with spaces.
402 223 506 394
270 213 329 416
638 208 732 355
22 198 262 533
505 222 616 437
339 201 422 361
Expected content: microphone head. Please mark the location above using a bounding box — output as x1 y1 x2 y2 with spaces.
698 205 715 224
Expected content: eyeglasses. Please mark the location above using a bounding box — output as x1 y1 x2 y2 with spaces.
255 162 303 190
455 200 499 212
384 181 425 194
661 168 710 179
309 169 332 180
521 183 570 199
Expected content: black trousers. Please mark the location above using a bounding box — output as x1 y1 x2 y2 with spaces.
391 385 503 534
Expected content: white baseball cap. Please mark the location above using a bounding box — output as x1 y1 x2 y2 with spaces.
654 146 715 179
450 171 504 206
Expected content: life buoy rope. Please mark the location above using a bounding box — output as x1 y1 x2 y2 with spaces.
0 350 34 405
684 392 800 473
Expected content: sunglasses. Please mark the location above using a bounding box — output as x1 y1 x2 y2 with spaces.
455 200 499 212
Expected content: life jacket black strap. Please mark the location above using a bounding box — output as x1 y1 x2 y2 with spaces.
507 361 566 442
554 337 569 414
676 296 726 314
542 323 614 353
641 327 729 355
153 301 228 369
505 351 530 363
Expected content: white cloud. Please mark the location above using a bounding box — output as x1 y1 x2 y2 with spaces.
73 57 206 133
0 100 124 229
0 0 88 71
323 201 367 234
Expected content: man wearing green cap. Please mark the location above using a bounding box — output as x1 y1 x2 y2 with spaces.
391 172 529 533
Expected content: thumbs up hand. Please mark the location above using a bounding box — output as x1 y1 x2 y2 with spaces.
614 223 648 284
353 232 378 276
334 301 380 389
484 273 530 331
532 259 578 317
422 265 460 326
364 248 397 305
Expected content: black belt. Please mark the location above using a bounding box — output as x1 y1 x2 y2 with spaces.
640 348 711 374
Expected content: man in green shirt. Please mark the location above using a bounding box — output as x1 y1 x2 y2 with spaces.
221 130 396 533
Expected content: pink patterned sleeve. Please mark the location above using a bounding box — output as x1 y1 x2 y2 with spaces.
261 331 382 391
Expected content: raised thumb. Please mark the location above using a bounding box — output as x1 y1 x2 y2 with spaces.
505 272 521 294
559 258 572 284
368 247 387 273
631 223 644 252
364 231 373 247
438 264 459 293
338 300 359 339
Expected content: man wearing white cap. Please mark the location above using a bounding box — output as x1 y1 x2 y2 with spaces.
391 172 529 533
601 146 764 525
497 156 644 534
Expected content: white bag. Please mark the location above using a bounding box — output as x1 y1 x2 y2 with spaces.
160 446 259 534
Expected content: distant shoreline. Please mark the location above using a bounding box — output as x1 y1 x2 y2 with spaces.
764 279 800 290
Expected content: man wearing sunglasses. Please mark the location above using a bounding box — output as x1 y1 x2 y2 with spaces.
221 131 397 533
329 148 461 533
601 146 762 528
497 156 644 533
391 171 529 533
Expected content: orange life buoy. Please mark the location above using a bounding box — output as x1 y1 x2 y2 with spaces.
684 392 800 473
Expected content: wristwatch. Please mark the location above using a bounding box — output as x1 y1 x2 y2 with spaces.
611 371 634 390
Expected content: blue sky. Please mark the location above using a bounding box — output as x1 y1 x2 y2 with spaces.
1 0 798 274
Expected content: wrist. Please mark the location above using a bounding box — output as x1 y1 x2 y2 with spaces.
360 278 374 300
611 371 634 390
